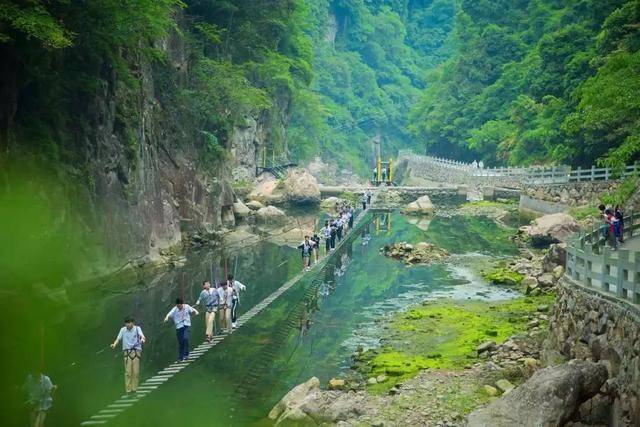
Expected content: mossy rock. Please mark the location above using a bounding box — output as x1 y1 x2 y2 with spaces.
483 268 524 286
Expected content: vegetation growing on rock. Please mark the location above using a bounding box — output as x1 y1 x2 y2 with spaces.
357 296 554 392
483 267 525 286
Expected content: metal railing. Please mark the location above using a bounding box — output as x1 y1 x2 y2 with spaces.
565 211 640 304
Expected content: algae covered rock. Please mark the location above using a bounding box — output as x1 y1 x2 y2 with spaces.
328 378 346 390
381 242 449 265
483 385 499 397
495 379 514 394
483 267 524 286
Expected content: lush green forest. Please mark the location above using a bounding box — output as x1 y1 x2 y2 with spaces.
1 0 639 174
288 0 455 173
0 0 313 170
410 0 640 168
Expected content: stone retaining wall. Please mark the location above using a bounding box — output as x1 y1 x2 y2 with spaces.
545 279 640 425
523 182 620 206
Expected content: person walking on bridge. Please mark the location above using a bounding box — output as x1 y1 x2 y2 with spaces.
366 188 372 205
164 299 198 361
329 220 337 250
195 281 219 342
218 281 234 334
25 372 57 427
335 216 344 242
111 316 146 394
298 235 315 271
311 233 321 264
361 192 367 210
227 274 246 329
320 221 332 254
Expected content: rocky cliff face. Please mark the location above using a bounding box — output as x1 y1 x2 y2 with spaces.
2 25 290 276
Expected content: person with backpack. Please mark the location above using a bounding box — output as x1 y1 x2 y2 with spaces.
111 316 147 394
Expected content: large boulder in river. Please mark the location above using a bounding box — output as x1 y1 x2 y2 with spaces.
233 200 250 218
519 213 580 247
269 377 372 426
249 176 285 205
320 196 344 211
466 360 607 427
269 377 320 424
255 206 287 227
282 168 321 205
403 195 435 216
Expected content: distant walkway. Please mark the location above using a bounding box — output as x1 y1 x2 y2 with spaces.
81 209 373 425
396 150 640 188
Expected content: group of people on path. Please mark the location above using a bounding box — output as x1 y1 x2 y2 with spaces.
109 274 247 395
296 190 373 272
599 204 625 250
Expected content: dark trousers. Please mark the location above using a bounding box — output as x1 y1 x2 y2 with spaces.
176 326 190 360
330 235 336 249
349 217 354 228
367 196 371 204
362 202 367 210
231 299 239 323
325 239 331 252
337 227 343 241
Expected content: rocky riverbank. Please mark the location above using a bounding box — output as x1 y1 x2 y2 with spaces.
268 296 554 426
267 196 640 427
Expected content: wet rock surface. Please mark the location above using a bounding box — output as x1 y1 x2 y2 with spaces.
381 242 449 265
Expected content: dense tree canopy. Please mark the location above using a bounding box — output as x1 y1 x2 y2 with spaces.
409 0 640 168
2 0 639 174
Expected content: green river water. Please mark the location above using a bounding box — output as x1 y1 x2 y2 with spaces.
9 210 519 426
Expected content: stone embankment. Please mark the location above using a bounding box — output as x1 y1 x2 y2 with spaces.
522 182 620 207
543 280 640 426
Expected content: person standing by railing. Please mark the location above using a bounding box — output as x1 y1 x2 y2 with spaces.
615 205 625 244
605 208 619 250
